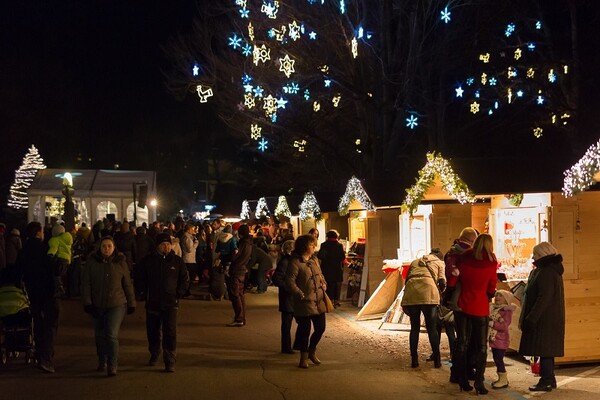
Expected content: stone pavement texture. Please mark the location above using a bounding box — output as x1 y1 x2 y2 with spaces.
1 284 599 399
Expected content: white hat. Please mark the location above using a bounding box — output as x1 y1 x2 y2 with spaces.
495 290 515 306
532 242 558 261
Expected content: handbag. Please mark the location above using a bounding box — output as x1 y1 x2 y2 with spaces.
323 292 335 313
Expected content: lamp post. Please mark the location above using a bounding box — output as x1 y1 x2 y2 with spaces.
62 172 75 232
132 181 148 227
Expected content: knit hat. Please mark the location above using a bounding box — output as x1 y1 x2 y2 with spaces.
459 227 478 245
223 225 232 234
430 248 444 261
495 289 515 306
533 242 558 261
232 222 241 232
156 233 172 246
52 224 65 237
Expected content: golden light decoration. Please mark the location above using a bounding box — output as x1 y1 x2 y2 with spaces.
319 65 329 73
527 68 535 78
563 65 569 74
263 94 277 117
250 124 262 140
288 21 301 41
355 139 361 145
514 48 522 60
507 88 513 104
351 37 358 58
244 93 255 109
261 1 279 19
294 140 307 152
561 113 570 125
481 73 488 85
196 84 213 103
313 101 321 112
507 66 516 78
248 22 255 41
551 114 557 124
272 25 286 42
470 101 480 114
253 44 271 65
279 54 295 78
235 0 247 7
332 94 341 107
533 127 543 138
479 53 490 63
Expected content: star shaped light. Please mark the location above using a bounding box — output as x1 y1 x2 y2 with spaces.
244 93 256 109
261 1 279 19
253 85 264 98
279 54 295 78
196 85 213 103
406 114 418 129
309 31 317 40
239 8 249 18
441 6 451 23
455 86 464 97
470 101 480 114
253 44 271 65
276 97 288 109
288 21 301 41
250 124 262 140
489 77 497 86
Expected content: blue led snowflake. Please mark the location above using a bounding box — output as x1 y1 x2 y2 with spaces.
228 34 242 49
474 90 480 98
239 8 249 18
466 77 474 86
242 74 252 85
258 137 269 152
441 6 451 24
489 77 497 86
283 82 300 94
406 114 419 129
536 21 542 30
324 79 331 88
304 89 310 101
339 0 345 14
242 43 252 56
357 26 364 39
548 71 557 83
505 23 515 37
528 43 536 51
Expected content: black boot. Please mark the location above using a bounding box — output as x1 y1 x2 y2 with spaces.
474 381 488 395
433 353 442 368
411 355 419 368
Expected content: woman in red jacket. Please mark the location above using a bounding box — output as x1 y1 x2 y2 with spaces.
454 233 498 394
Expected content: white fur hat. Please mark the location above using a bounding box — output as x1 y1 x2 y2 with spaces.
532 242 558 261
496 289 515 306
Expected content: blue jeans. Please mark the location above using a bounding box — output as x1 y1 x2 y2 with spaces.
94 305 126 367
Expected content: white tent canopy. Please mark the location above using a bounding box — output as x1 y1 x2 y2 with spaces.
27 169 157 227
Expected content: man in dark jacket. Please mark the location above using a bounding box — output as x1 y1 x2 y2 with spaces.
317 230 346 307
519 242 565 392
136 233 189 372
226 224 253 327
16 221 60 373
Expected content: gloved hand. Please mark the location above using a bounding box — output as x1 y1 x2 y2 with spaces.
437 279 446 293
127 306 136 315
84 304 96 316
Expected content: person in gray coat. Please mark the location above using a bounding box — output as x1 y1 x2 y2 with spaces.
285 234 328 369
272 240 295 354
519 242 565 392
82 236 136 377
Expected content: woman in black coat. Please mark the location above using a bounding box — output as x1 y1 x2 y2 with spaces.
272 239 295 354
317 230 346 307
519 242 565 392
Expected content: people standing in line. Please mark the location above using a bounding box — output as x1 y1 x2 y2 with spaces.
226 224 253 327
135 233 189 372
16 222 60 373
272 240 296 354
453 233 498 395
81 236 136 377
47 223 73 298
5 228 22 269
114 222 136 277
488 290 517 389
181 223 199 298
401 248 446 369
285 234 328 369
443 227 478 380
519 242 565 392
317 230 346 308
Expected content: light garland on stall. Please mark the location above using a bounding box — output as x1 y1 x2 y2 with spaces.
299 191 321 221
562 138 600 197
338 176 375 216
240 199 252 220
255 197 270 218
274 195 292 218
402 152 475 215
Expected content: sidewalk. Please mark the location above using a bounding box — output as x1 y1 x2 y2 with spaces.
1 284 598 399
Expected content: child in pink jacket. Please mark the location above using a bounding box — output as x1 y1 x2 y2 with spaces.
489 290 517 389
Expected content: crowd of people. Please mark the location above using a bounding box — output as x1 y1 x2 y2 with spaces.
0 218 565 392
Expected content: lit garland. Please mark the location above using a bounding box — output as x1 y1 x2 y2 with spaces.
299 191 321 220
8 145 47 209
562 138 600 197
402 152 475 215
338 176 375 216
255 197 270 218
240 199 252 220
274 195 292 218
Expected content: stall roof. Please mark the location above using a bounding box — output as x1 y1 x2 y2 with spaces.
28 169 157 198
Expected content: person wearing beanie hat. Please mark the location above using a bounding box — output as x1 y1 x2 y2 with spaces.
488 290 518 389
429 248 444 261
520 242 565 392
135 228 188 372
47 223 73 298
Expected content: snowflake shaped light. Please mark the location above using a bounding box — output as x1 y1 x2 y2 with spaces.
228 33 242 49
304 89 310 101
279 54 295 78
250 124 262 140
548 69 557 83
489 77 497 86
406 114 419 129
239 8 249 18
283 82 299 94
470 101 480 113
441 6 451 24
258 137 269 152
196 85 213 103
242 43 252 56
505 23 516 37
338 176 375 216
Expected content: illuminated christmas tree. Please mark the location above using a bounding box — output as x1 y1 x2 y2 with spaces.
299 191 321 221
8 145 47 209
274 195 292 218
240 199 252 219
255 196 270 218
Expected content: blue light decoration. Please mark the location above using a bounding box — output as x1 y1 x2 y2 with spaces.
243 84 253 93
192 64 199 76
242 75 252 85
474 90 480 98
441 6 451 24
304 89 310 101
242 43 252 56
466 77 474 86
271 113 277 123
528 43 536 51
488 109 493 115
505 23 516 37
307 0 317 3
516 90 524 97
268 29 276 38
536 20 542 30
366 31 373 39
283 82 300 94
276 97 288 109
537 95 545 105
324 79 331 87
309 31 317 40
548 69 557 83
339 0 346 14
258 137 269 152
455 86 464 97
489 77 497 86
253 86 264 97
406 114 419 129
357 25 364 39
228 33 242 49
494 101 499 109
239 8 249 18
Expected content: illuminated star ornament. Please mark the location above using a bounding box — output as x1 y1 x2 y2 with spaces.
440 6 451 24
250 124 262 140
406 114 419 129
279 54 295 78
244 93 256 109
196 85 213 103
253 44 271 65
258 137 269 152
455 86 464 97
470 101 480 114
533 127 543 138
261 1 279 19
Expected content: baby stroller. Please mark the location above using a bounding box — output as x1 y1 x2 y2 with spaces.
0 284 35 365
